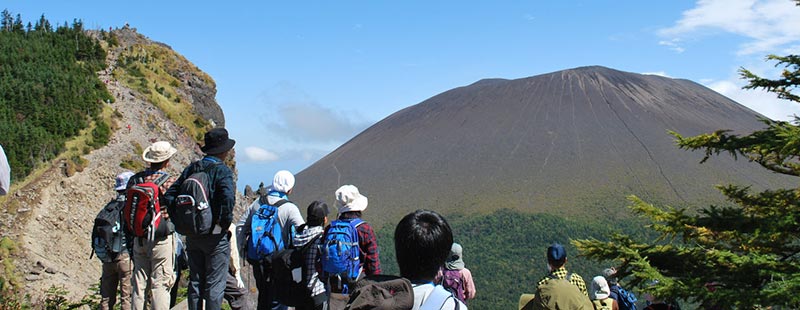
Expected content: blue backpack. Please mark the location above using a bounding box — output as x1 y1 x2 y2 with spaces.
246 199 289 263
612 285 637 310
321 218 364 281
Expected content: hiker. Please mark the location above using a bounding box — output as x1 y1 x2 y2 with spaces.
603 267 637 310
126 141 179 310
528 243 592 309
164 128 237 310
95 171 134 310
321 185 381 294
239 170 304 310
290 201 329 310
590 276 619 310
0 144 9 195
436 243 476 305
395 209 467 310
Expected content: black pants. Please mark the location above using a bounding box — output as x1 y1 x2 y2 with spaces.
252 262 279 310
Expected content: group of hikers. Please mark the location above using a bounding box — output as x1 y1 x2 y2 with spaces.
91 127 678 310
91 127 478 310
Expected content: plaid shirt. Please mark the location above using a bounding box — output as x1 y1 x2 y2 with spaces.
537 266 588 296
294 226 326 298
355 221 381 275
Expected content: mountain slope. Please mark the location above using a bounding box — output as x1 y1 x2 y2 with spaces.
294 66 794 227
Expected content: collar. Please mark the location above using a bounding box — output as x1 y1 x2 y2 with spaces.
203 155 221 163
268 190 288 199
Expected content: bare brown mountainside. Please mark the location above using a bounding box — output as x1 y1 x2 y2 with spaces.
293 66 795 228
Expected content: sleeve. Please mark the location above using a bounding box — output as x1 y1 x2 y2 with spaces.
358 223 381 275
228 225 240 275
0 145 10 195
214 166 236 231
462 268 476 300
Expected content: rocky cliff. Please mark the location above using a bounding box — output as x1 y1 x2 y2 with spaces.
0 26 245 302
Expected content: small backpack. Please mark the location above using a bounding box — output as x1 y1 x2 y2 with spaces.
123 172 169 241
342 275 414 310
612 285 638 310
172 161 221 236
321 218 364 283
246 197 289 263
441 269 466 303
91 195 126 263
272 233 323 307
593 298 614 310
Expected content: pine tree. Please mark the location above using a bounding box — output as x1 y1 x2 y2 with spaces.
574 2 800 309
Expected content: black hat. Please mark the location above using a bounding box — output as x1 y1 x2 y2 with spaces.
547 243 567 262
201 128 236 155
306 201 330 227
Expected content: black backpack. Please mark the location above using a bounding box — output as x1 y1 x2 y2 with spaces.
91 195 126 263
272 232 323 307
173 161 220 236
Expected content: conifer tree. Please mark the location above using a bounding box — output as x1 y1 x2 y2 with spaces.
574 2 800 309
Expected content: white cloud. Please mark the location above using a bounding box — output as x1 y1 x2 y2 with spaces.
660 0 800 55
642 71 672 78
269 102 372 143
706 79 800 121
658 39 685 53
242 146 280 162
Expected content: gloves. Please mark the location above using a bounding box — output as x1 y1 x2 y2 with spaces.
236 273 245 289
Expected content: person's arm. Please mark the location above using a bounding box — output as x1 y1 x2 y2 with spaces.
215 166 235 231
358 223 381 275
462 268 476 300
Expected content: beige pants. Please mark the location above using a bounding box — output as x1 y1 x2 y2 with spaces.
131 234 175 310
100 252 132 310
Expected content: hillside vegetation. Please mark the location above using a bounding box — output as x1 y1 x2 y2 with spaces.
374 209 655 310
0 10 112 182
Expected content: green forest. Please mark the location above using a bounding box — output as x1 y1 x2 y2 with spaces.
0 10 111 182
374 209 654 310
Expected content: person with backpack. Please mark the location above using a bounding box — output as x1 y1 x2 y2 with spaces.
94 171 134 310
164 128 237 310
603 267 637 310
529 243 592 309
436 243 476 305
590 276 619 310
125 141 179 310
320 185 381 294
288 200 329 310
395 209 467 310
238 170 305 310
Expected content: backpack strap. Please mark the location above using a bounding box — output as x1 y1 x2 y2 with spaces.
420 285 460 310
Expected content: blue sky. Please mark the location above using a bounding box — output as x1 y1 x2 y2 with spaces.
6 0 800 190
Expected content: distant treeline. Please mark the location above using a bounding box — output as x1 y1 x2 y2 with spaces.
0 10 111 181
375 208 654 310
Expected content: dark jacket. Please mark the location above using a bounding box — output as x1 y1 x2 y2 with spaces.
164 156 235 233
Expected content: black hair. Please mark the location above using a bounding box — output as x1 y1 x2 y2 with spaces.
339 211 362 220
394 209 453 281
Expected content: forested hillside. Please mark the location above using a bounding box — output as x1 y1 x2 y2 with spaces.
375 209 654 309
0 10 112 182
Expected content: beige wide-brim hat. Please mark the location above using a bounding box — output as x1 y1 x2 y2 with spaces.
142 141 177 163
335 185 368 213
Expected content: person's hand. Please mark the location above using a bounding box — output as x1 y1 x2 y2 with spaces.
236 274 245 289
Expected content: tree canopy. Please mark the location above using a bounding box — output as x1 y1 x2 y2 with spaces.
574 2 800 309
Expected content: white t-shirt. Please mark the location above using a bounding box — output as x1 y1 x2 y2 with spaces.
412 283 468 310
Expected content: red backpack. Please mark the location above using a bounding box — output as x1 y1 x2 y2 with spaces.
123 172 169 240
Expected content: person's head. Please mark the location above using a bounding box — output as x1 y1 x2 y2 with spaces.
272 170 295 194
546 243 567 270
446 242 465 270
306 200 329 227
335 185 368 214
142 141 177 170
590 275 611 300
201 128 236 159
602 267 618 285
114 171 134 193
394 209 453 281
